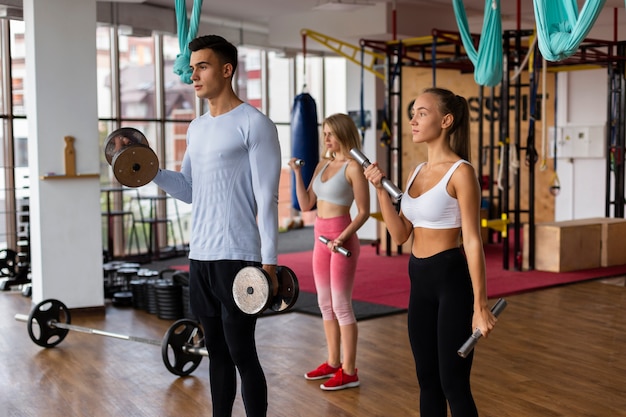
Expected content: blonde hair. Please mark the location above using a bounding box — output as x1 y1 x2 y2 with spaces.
322 113 362 160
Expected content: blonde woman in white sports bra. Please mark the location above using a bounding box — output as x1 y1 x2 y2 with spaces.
363 88 497 417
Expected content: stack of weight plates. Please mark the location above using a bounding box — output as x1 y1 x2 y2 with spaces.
129 279 147 310
103 261 124 299
145 279 159 314
172 271 195 320
154 281 183 320
130 269 159 310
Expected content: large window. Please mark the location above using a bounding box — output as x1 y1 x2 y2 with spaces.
0 19 27 252
0 18 347 259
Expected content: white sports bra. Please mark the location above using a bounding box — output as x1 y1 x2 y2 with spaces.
400 160 469 229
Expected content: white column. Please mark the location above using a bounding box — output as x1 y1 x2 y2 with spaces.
346 62 379 241
24 0 103 308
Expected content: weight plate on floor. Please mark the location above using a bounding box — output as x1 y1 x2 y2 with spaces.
112 291 133 307
161 319 204 377
270 266 299 312
27 299 71 348
111 144 159 188
104 127 150 165
232 267 271 315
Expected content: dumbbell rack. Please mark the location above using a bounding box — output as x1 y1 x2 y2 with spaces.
0 197 31 293
131 195 187 261
101 187 142 262
16 197 31 278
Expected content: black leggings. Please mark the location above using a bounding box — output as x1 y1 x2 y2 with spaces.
189 260 267 417
407 248 478 417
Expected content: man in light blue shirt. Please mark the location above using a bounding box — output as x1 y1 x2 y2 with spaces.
153 34 280 417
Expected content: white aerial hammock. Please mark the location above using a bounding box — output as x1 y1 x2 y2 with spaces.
452 0 503 87
173 0 204 84
533 0 607 62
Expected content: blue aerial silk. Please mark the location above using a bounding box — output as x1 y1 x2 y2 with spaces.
533 0 607 62
173 0 203 84
452 0 503 87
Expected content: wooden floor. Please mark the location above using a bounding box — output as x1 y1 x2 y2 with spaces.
2 277 626 417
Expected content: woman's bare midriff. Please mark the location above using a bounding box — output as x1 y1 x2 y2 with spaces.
411 227 461 258
316 200 352 219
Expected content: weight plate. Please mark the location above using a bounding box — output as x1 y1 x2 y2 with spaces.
270 266 299 312
104 127 150 165
111 144 159 188
232 267 271 315
27 299 71 348
161 319 204 377
0 248 18 277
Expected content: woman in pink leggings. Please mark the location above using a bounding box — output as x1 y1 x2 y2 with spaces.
288 113 370 391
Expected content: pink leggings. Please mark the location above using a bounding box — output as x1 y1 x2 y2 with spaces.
313 215 360 325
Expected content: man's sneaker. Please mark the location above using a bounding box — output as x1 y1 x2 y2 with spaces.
320 368 360 391
304 362 341 380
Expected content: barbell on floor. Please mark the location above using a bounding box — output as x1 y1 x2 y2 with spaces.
15 298 206 377
15 266 301 375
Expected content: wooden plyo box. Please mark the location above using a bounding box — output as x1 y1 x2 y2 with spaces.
583 217 626 267
528 219 602 272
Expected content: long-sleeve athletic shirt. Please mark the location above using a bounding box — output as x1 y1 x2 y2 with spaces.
153 103 281 265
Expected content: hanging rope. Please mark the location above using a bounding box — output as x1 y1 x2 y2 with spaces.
452 0 503 87
550 71 560 196
539 55 548 171
526 41 540 167
301 31 308 93
173 0 204 84
533 0 606 62
510 35 537 83
359 44 366 143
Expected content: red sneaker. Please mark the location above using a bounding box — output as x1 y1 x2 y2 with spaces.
320 368 360 391
304 362 341 380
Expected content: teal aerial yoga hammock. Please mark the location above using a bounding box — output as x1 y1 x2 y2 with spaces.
533 0 606 62
173 0 203 84
452 0 502 87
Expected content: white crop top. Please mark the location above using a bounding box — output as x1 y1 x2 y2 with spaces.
400 160 469 229
312 161 354 207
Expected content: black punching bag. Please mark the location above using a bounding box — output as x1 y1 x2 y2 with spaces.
291 92 319 211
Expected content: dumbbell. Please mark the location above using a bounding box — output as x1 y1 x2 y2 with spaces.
232 265 299 315
104 127 159 187
457 298 508 358
318 235 351 257
349 148 403 200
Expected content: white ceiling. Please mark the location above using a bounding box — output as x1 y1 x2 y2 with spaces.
138 0 623 27
138 0 626 37
6 0 626 49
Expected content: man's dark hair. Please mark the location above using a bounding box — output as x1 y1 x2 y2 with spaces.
189 35 238 73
